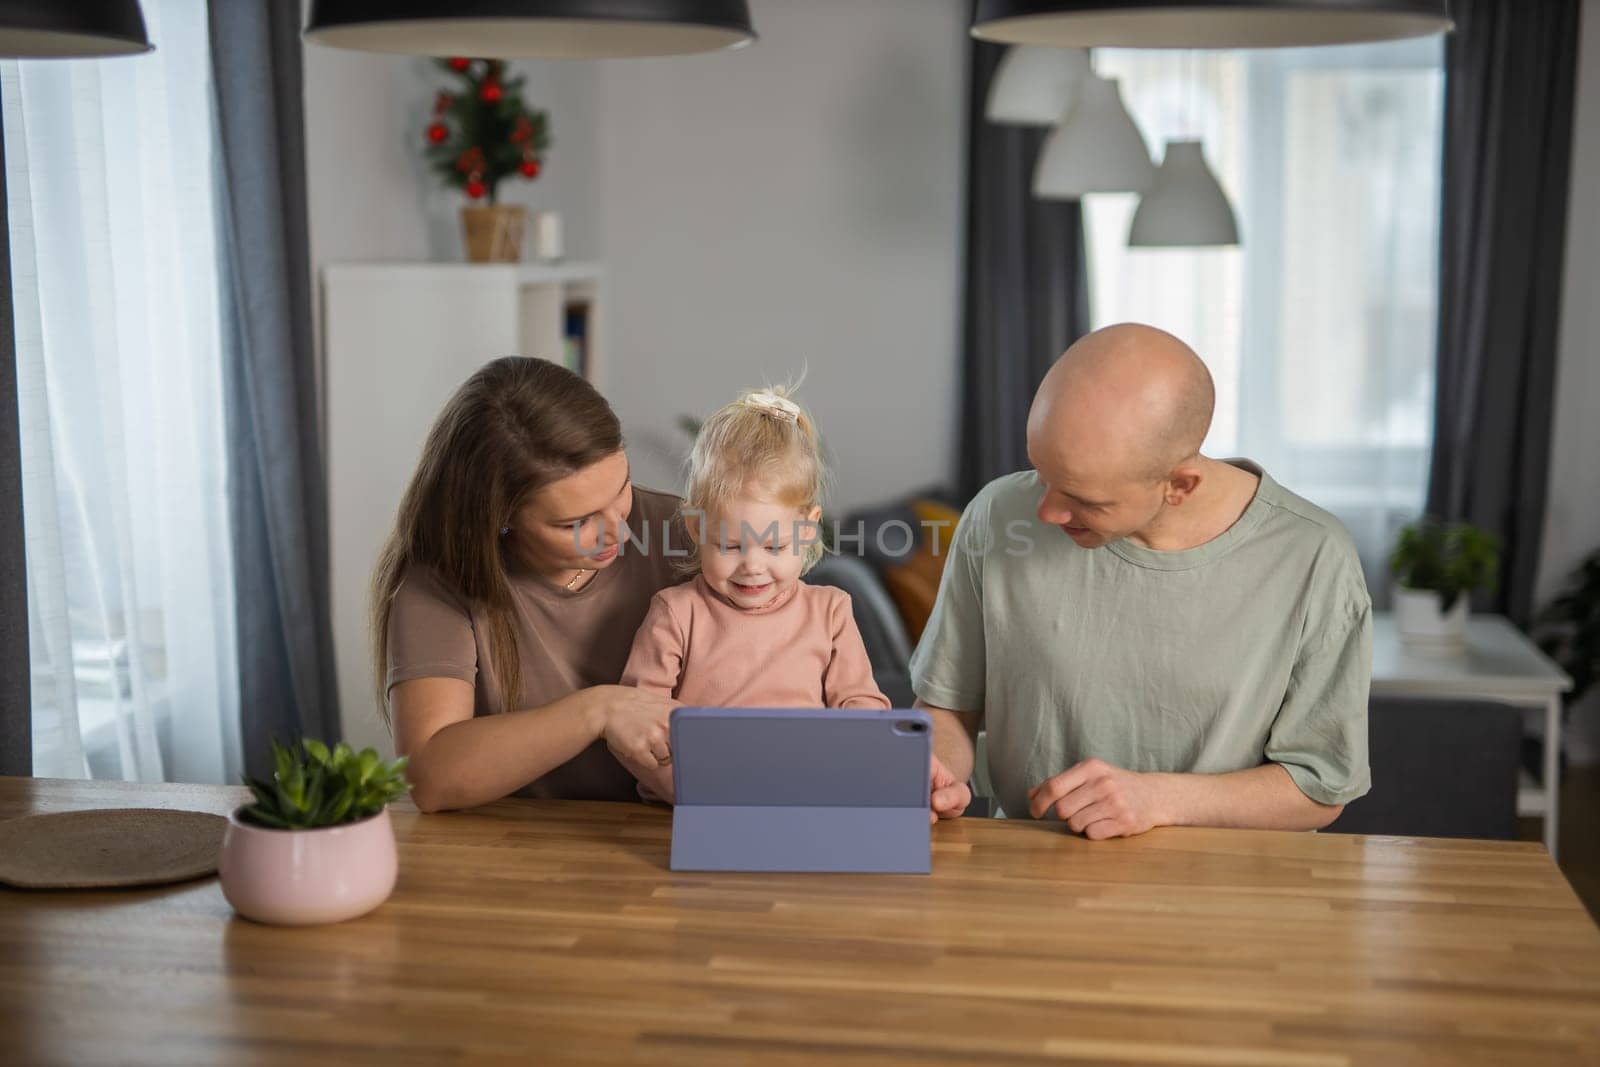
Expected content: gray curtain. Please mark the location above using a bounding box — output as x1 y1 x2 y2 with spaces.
0 100 29 778
209 2 341 773
1426 0 1581 627
959 41 1091 501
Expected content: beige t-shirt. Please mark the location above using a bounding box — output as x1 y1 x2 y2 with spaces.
386 486 688 800
909 462 1372 820
620 574 890 709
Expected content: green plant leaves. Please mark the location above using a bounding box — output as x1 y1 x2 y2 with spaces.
1537 548 1600 706
422 57 551 203
1389 518 1500 609
237 737 412 832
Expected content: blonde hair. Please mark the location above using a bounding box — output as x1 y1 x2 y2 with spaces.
681 383 829 575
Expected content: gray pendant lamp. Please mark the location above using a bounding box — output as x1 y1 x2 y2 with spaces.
1129 140 1239 247
0 0 152 58
304 0 756 59
985 46 1091 126
1033 74 1154 199
971 0 1451 50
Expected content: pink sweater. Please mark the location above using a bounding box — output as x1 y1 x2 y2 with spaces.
620 575 891 710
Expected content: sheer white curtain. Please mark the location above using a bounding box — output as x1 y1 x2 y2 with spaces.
4 0 241 784
1084 40 1444 601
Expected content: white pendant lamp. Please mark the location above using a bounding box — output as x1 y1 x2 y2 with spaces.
985 46 1091 126
1128 140 1239 247
1032 75 1154 199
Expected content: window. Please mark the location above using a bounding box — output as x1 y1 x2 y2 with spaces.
5 0 241 783
1085 40 1445 596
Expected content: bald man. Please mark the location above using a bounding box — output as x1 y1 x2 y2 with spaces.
911 324 1371 836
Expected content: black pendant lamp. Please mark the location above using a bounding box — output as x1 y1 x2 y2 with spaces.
0 0 152 58
971 0 1452 50
304 0 756 59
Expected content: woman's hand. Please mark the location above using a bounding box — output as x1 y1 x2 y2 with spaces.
589 685 679 800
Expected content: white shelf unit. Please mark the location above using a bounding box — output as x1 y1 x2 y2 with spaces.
322 262 604 756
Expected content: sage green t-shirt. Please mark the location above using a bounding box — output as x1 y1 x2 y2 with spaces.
909 462 1372 819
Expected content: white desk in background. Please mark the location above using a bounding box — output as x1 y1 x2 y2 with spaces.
1371 613 1573 857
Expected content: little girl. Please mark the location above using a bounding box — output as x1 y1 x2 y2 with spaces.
620 386 890 800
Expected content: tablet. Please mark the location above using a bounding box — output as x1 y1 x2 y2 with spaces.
669 707 932 874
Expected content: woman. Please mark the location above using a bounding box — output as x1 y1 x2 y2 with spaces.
371 357 684 812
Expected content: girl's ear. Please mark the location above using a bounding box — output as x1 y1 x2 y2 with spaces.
805 505 822 523
683 508 703 546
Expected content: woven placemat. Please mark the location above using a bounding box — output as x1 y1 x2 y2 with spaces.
0 808 228 890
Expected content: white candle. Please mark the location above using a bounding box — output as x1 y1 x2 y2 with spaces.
534 211 564 262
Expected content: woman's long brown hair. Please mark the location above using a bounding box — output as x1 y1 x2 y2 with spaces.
370 357 623 726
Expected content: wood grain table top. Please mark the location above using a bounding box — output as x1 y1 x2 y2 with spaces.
2 776 1597 1066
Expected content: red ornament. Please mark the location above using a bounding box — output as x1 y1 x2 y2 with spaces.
520 158 541 179
465 178 488 200
479 81 503 104
426 123 448 144
448 57 471 72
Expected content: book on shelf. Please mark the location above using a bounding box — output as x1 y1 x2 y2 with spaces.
563 301 590 376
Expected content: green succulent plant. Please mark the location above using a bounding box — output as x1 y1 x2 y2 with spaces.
1389 518 1500 612
239 738 411 831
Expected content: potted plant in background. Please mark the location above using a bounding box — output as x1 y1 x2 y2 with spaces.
1388 517 1500 647
220 739 410 926
423 56 550 263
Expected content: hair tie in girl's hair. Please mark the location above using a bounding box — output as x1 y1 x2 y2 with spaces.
745 391 801 423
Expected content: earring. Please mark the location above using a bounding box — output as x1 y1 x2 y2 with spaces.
499 526 511 536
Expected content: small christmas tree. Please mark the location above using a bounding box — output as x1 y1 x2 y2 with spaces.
423 57 550 205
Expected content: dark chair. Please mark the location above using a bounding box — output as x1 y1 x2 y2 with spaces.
1325 695 1522 840
808 553 991 814
805 554 915 706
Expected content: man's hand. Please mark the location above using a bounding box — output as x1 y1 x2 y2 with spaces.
1028 758 1168 839
929 754 971 824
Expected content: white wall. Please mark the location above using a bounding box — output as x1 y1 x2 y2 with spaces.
1537 0 1600 764
303 48 602 271
304 49 431 271
593 0 968 512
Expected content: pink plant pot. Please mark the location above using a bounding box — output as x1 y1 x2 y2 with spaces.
219 807 398 925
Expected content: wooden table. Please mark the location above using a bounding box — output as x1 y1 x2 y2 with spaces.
3 777 1598 1066
1371 614 1573 855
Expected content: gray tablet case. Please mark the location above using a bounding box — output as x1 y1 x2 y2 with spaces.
669 707 932 874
